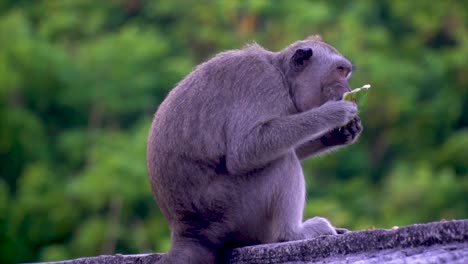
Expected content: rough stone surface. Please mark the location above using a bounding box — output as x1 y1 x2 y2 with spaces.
37 219 468 264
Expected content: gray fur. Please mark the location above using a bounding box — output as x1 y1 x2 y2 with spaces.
147 36 362 263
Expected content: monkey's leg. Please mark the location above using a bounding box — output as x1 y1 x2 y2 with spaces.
273 166 341 241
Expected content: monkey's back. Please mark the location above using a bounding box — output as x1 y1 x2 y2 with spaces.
146 45 289 222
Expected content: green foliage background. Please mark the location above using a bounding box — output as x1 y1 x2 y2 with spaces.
0 1 466 263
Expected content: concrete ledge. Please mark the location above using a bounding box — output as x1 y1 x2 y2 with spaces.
227 219 468 263
40 219 468 264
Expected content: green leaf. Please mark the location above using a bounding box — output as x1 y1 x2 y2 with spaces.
343 84 371 109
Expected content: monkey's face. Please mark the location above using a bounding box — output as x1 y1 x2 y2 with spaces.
286 41 353 112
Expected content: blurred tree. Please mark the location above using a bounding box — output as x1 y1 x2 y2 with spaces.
0 0 466 263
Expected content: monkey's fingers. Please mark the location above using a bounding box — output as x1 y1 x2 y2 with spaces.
335 228 349 234
335 227 349 234
347 117 362 133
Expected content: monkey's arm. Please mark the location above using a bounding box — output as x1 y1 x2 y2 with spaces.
226 101 357 174
295 139 331 160
295 117 362 161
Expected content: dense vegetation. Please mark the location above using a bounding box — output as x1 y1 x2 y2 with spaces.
0 1 466 263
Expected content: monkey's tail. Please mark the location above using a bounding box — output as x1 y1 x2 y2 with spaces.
160 241 218 264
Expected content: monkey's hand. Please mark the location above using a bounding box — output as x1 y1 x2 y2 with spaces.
320 117 362 146
316 100 358 130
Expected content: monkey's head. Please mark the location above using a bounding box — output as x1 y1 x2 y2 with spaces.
281 36 354 112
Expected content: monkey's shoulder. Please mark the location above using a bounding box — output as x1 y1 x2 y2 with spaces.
167 47 284 103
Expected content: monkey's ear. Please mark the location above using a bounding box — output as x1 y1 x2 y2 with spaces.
291 48 313 69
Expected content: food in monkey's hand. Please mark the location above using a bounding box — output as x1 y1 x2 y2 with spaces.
343 84 371 109
339 84 370 131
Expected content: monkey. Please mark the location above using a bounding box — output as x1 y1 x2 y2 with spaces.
147 35 363 264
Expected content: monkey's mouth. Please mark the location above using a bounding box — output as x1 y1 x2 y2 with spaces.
328 82 351 101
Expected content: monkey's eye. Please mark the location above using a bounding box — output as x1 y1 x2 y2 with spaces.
337 66 352 79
